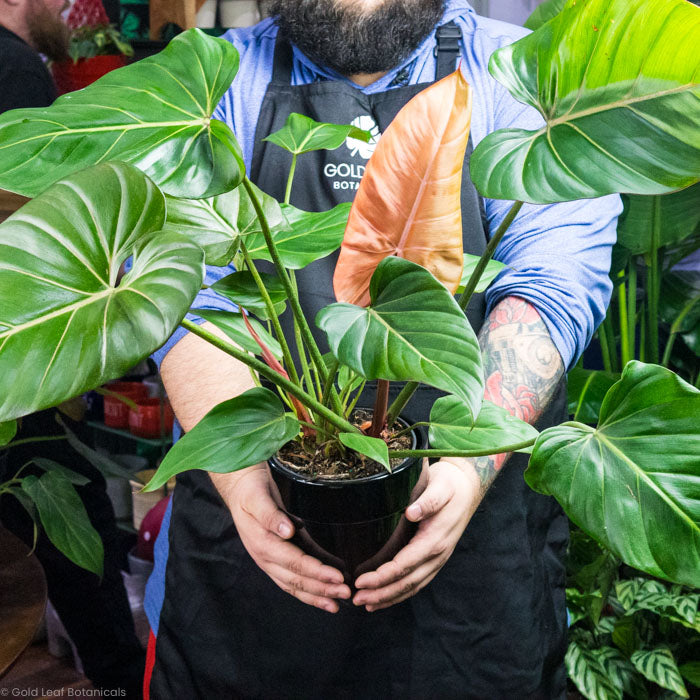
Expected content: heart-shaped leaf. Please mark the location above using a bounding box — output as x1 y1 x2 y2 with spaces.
457 254 507 294
165 181 285 266
471 0 700 203
526 362 700 587
0 162 204 422
339 433 390 473
144 387 299 491
197 309 283 359
429 396 538 454
212 271 287 320
317 256 483 421
245 203 350 269
22 471 104 576
334 70 472 306
0 420 17 446
0 29 244 199
617 185 700 257
263 113 370 155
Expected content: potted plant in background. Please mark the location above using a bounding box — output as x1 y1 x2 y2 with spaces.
0 0 697 661
51 0 133 94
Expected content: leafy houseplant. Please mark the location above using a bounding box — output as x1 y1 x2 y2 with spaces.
0 0 698 593
52 0 133 94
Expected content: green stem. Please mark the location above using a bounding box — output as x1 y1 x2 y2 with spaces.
389 437 536 460
242 177 344 416
458 200 524 312
238 239 300 386
391 422 429 439
602 315 619 372
181 318 358 435
386 381 419 427
639 303 647 363
617 270 630 366
647 197 661 364
321 358 340 409
598 326 613 374
627 260 637 363
284 154 298 205
289 271 316 398
0 435 67 451
661 296 700 368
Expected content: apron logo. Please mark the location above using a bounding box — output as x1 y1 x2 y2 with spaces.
346 115 380 159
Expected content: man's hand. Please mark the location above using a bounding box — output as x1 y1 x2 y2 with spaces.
214 465 352 613
352 458 481 612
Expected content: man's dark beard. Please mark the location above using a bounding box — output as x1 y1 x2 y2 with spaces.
270 0 445 76
26 0 70 62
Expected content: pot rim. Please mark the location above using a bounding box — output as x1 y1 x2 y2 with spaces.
268 416 422 487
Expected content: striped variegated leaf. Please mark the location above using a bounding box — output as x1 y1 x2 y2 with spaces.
631 647 688 698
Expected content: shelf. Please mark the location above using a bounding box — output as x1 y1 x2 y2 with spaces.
86 421 172 447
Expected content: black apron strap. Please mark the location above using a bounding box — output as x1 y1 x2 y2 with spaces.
271 30 294 84
434 21 462 80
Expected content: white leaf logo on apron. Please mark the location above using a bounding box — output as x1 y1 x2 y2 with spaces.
346 115 381 160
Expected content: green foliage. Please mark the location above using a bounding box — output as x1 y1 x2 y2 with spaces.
338 433 390 473
263 113 370 155
0 420 17 446
429 397 538 454
212 272 287 320
0 163 204 422
144 388 299 491
21 471 103 576
523 0 567 30
471 0 700 202
317 257 484 421
567 369 619 425
456 254 506 294
631 647 689 697
0 29 244 199
197 310 283 360
68 23 134 62
528 363 700 587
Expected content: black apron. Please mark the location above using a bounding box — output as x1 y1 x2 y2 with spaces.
149 24 569 699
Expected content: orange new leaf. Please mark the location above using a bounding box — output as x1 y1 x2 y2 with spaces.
333 69 472 306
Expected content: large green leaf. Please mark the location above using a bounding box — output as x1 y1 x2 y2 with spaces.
197 309 283 360
0 162 204 422
263 113 370 155
616 578 699 624
617 186 700 257
211 271 287 320
471 0 700 203
317 256 483 421
524 0 567 30
526 362 700 587
0 29 243 199
165 182 285 266
631 647 688 698
567 368 620 425
679 662 700 689
429 396 538 454
31 458 90 486
21 471 104 576
144 388 299 491
566 639 623 700
245 203 351 269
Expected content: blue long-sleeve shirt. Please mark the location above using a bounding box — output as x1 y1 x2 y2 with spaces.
146 1 621 632
154 0 620 372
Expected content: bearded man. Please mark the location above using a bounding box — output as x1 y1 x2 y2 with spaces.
0 0 69 111
144 1 622 697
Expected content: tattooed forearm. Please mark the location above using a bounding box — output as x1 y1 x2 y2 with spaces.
470 296 564 492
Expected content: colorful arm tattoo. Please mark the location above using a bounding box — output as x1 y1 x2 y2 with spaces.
471 296 564 493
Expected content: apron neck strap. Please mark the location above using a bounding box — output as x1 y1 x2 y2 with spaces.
270 20 464 86
434 21 462 80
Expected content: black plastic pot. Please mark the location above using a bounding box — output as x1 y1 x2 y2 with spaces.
268 422 428 586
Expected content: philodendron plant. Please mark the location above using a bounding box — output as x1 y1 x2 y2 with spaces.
0 0 698 594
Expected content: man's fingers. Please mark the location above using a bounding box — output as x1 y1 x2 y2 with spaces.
240 480 295 539
266 562 350 600
353 560 442 611
405 473 454 522
268 574 341 614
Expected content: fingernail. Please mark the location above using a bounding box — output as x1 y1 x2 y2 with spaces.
278 522 292 538
407 503 422 519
